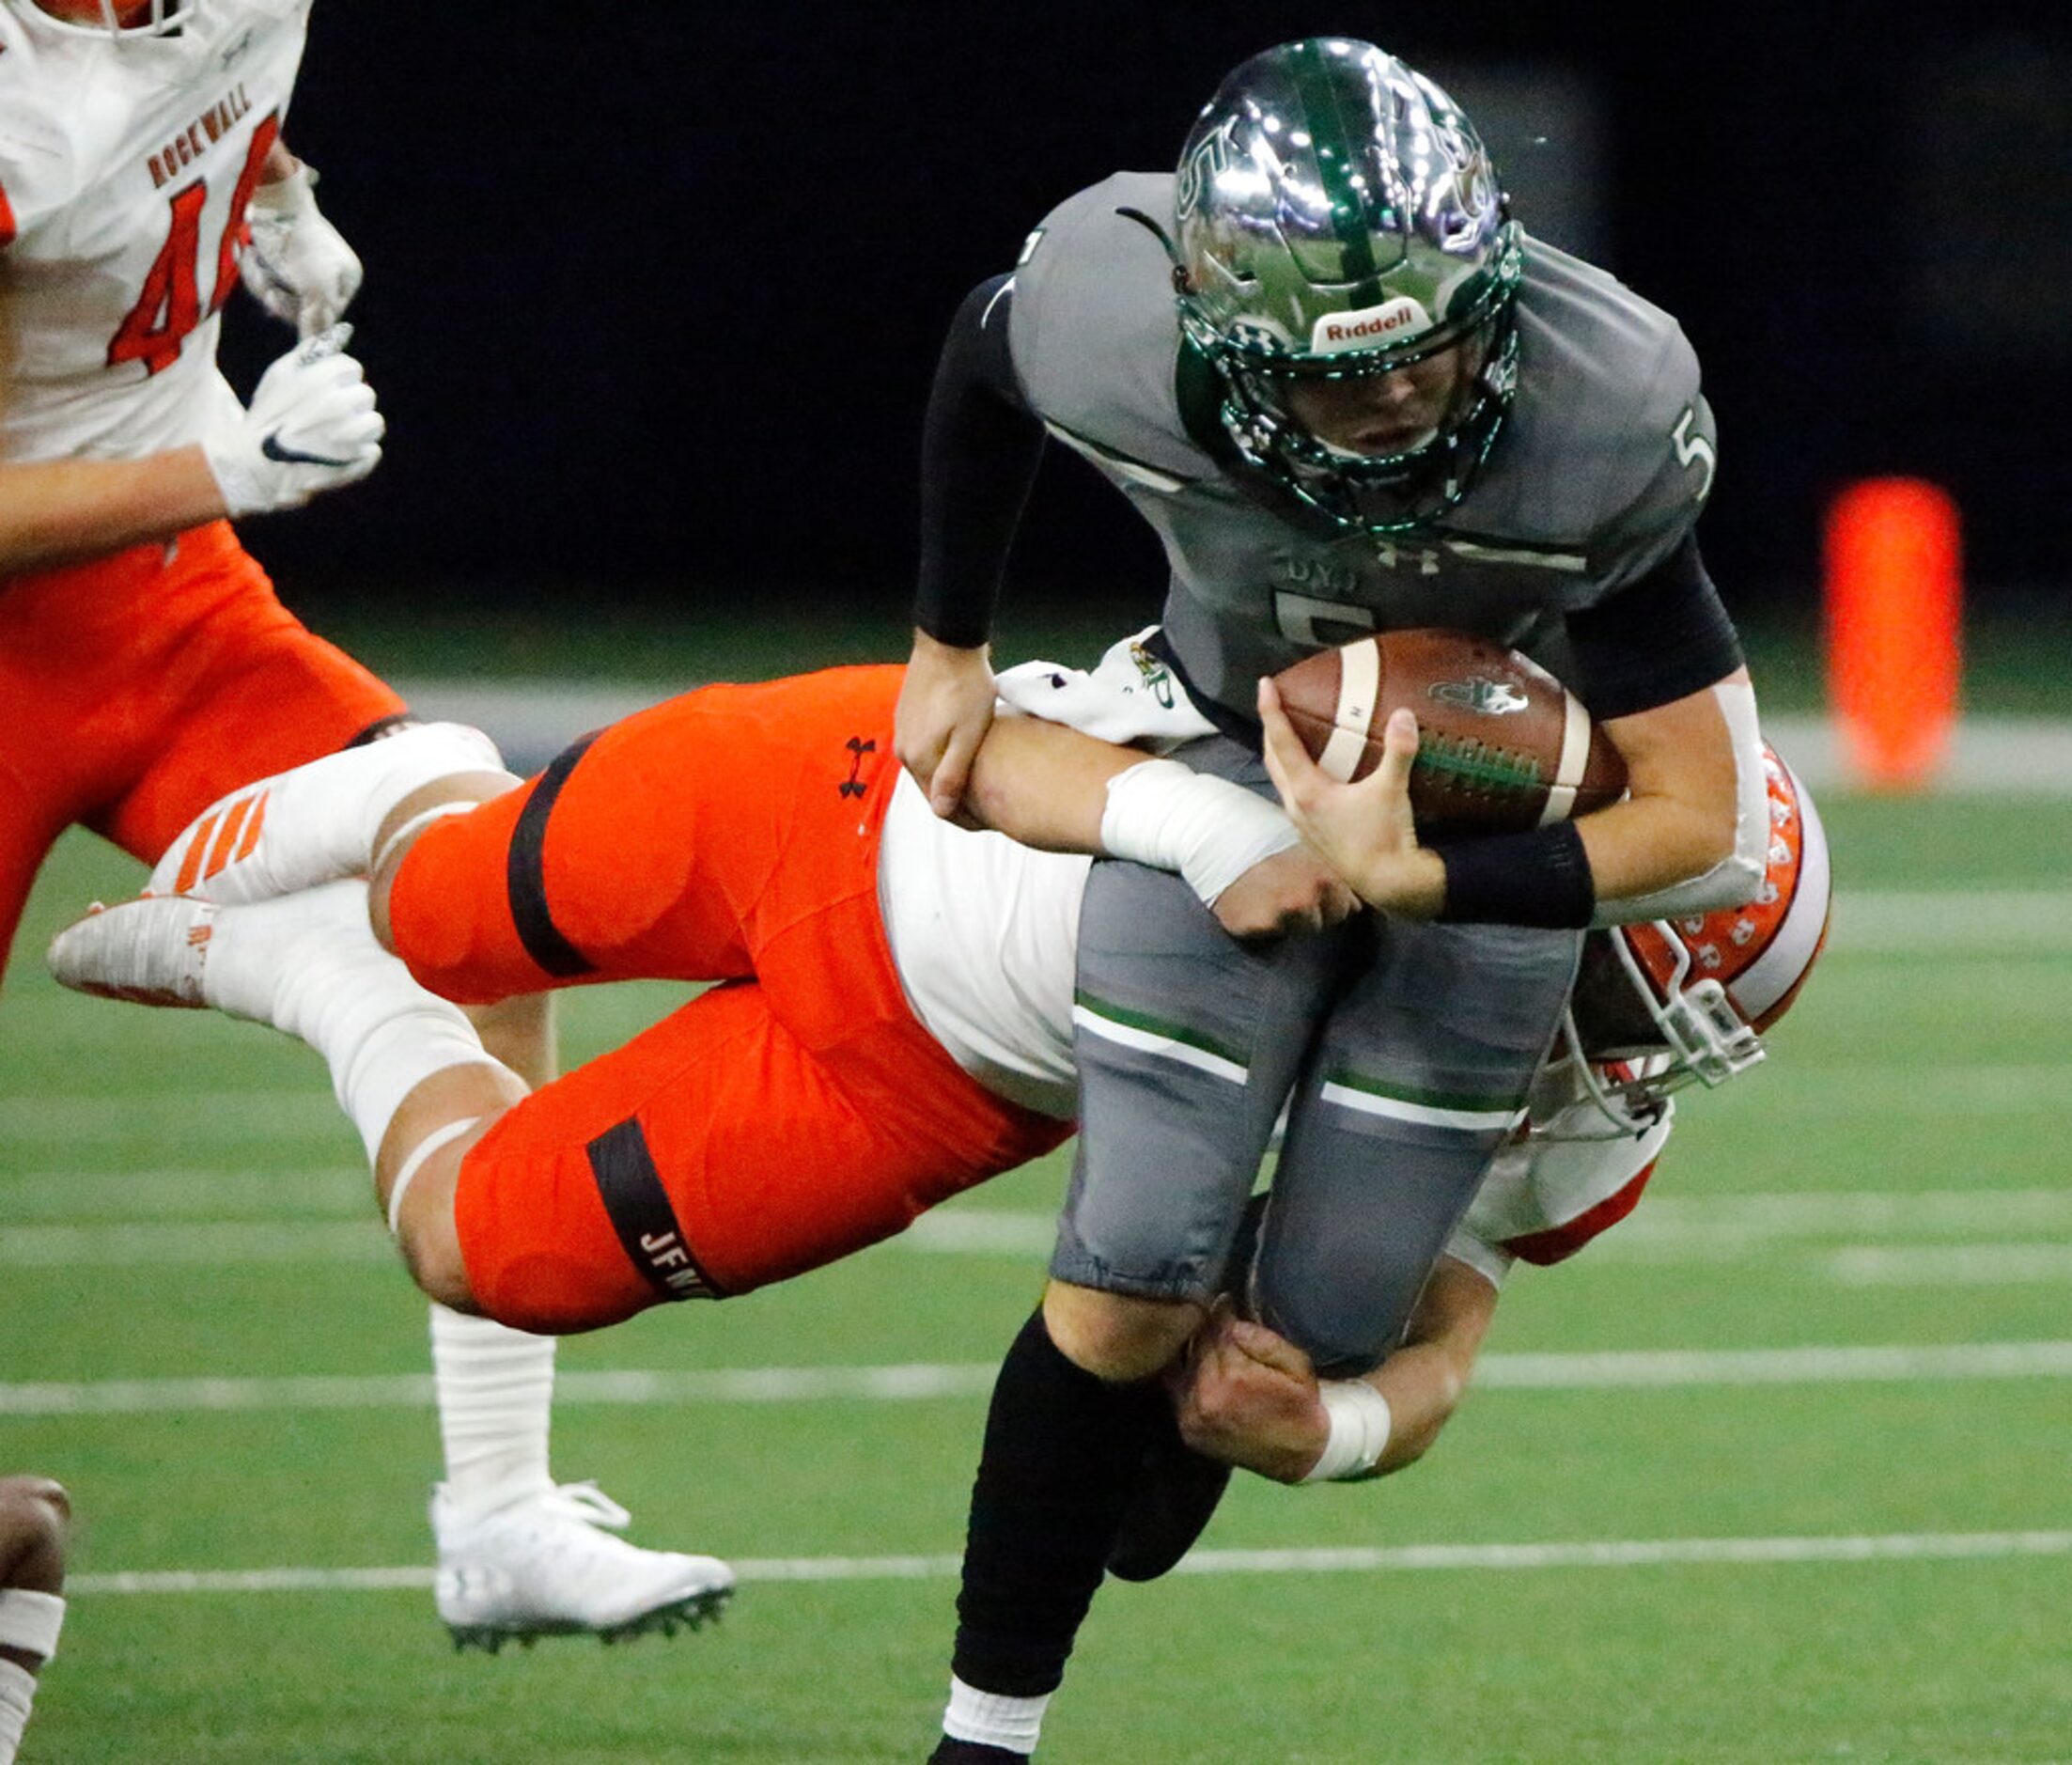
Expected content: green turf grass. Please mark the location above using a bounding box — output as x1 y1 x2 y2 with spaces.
5 788 2068 1763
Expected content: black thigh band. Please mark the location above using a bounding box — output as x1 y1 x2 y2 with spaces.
506 731 600 979
585 1117 721 1302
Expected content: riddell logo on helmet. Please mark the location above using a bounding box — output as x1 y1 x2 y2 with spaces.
1312 297 1431 354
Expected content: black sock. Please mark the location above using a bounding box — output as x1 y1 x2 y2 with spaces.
950 1307 1163 1696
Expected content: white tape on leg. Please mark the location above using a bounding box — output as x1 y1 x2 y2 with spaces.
386 1116 482 1236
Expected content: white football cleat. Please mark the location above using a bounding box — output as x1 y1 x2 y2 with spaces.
147 722 509 905
45 894 220 1007
432 1481 735 1652
46 880 377 1024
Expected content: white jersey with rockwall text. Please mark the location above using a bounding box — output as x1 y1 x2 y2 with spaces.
0 0 312 464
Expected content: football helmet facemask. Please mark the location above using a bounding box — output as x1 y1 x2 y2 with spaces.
1555 743 1832 1136
1173 38 1522 535
20 0 191 39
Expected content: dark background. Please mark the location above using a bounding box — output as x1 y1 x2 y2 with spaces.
232 4 2072 639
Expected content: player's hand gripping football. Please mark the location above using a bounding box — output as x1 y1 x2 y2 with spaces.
239 162 364 336
1258 678 1445 919
896 631 998 819
1175 1302 1331 1485
202 324 384 518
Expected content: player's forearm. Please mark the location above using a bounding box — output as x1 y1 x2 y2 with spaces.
1352 1258 1496 1476
1363 1340 1473 1474
963 711 1142 852
0 449 228 577
1580 671 1760 916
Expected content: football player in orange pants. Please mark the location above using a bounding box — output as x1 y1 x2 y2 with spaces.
47 653 1825 1458
2 0 730 1647
49 653 1828 1757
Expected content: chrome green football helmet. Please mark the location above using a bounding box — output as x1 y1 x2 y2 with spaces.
1174 39 1522 533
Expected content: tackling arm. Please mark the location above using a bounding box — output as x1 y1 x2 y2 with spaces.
966 709 1357 939
1176 1259 1499 1484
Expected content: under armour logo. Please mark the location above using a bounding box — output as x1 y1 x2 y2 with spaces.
838 737 875 799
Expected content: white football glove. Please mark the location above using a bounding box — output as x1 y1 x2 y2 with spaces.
239 162 363 336
202 324 385 518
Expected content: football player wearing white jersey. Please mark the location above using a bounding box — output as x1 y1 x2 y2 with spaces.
0 0 728 1649
46 649 1828 1757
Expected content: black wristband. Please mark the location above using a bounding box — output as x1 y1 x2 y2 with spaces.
1433 820 1596 928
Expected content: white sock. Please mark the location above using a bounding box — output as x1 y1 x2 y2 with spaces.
147 723 510 903
430 1304 558 1516
943 1677 1050 1755
208 882 513 1163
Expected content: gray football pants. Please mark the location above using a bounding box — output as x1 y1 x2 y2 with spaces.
1051 733 1580 1377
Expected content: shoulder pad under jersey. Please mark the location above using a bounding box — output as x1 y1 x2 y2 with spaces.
1008 171 1219 487
1462 236 1717 608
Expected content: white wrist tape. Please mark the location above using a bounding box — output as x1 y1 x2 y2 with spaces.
1100 759 1301 907
0 1590 64 1663
1300 1381 1394 1483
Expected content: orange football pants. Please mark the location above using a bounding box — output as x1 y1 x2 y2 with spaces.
387 665 1071 1334
0 521 406 976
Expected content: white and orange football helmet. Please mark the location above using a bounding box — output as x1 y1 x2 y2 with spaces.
18 0 191 39
1559 742 1831 1131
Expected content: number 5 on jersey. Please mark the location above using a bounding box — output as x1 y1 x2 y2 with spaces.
107 111 280 377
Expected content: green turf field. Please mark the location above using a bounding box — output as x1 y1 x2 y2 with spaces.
5 786 2070 1763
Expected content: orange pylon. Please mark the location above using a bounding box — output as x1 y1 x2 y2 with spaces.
1824 478 1961 790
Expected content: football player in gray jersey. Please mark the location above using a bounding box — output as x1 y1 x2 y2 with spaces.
908 40 1773 1763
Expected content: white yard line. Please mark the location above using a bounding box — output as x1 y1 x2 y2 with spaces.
0 1223 392 1265
0 1169 364 1221
9 1340 2072 1417
69 1527 2072 1597
11 1205 2072 1274
1830 888 2072 955
1624 1189 2072 1236
1826 1244 2072 1285
0 1090 347 1143
6 1046 2063 1157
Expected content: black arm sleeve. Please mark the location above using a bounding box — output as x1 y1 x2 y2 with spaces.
911 274 1049 648
1566 533 1746 721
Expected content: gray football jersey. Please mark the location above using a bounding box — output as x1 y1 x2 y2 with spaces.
1007 172 1720 714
